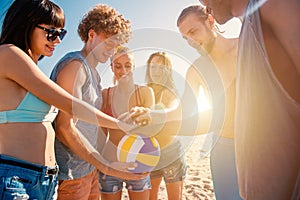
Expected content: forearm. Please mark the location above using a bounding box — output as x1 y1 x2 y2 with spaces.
131 109 211 137
70 98 119 129
55 123 112 172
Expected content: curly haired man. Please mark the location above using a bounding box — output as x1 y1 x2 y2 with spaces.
50 4 137 200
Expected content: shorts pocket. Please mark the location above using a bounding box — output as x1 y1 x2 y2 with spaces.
0 175 34 200
2 187 29 200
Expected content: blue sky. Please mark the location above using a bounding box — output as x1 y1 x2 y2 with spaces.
0 0 241 89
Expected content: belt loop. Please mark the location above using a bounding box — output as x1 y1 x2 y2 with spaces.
40 167 48 182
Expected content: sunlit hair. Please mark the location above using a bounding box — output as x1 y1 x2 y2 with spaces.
78 4 131 44
146 52 177 93
177 5 222 33
110 46 135 85
110 46 134 64
0 0 65 57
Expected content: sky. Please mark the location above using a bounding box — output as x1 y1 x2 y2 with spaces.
0 0 241 90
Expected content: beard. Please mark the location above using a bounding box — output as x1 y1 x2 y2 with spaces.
196 35 216 56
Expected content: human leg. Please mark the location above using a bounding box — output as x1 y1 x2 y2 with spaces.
162 157 186 200
166 180 184 200
100 191 122 200
98 171 123 200
149 177 163 200
210 137 242 200
125 175 151 200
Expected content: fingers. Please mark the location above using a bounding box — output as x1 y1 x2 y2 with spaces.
130 107 151 126
105 166 148 180
130 107 149 119
110 161 137 172
125 162 138 170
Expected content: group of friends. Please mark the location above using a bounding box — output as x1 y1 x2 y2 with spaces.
0 0 299 200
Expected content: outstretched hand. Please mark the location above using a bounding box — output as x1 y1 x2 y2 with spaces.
116 107 167 137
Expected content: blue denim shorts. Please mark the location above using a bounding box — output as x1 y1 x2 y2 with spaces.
98 171 151 194
150 156 186 183
0 154 59 200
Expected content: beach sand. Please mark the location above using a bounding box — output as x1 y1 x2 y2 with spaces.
122 134 216 200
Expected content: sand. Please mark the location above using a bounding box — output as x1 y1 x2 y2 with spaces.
121 134 216 200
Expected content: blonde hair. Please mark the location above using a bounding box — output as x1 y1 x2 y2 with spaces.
110 46 135 85
145 52 177 93
110 46 134 63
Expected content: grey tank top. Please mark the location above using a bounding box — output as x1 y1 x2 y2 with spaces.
235 0 300 199
50 51 103 180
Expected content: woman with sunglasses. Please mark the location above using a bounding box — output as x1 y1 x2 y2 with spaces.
0 1 141 199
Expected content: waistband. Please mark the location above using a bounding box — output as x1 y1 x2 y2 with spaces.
0 154 58 175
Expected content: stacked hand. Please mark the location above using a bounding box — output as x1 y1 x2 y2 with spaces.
117 106 152 127
117 107 167 137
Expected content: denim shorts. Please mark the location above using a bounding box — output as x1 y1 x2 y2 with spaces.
150 156 186 183
0 154 59 200
98 171 151 194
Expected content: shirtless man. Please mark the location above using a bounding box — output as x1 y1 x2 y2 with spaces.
199 0 300 199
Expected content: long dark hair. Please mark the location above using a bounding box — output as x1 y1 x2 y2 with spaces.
0 0 65 57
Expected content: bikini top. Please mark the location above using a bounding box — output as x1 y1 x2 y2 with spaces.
0 92 58 124
104 86 142 118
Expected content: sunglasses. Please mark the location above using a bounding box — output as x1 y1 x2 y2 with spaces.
36 25 67 42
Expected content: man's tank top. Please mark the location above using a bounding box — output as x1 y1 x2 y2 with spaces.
235 0 300 199
50 51 103 179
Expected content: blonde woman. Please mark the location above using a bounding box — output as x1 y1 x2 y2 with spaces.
99 46 155 200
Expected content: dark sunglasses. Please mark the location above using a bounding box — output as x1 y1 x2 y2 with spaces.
36 25 67 42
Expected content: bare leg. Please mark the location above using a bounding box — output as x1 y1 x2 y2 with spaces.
128 189 150 200
100 190 122 200
149 177 162 200
166 180 184 200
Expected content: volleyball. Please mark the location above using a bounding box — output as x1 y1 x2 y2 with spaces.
117 134 160 173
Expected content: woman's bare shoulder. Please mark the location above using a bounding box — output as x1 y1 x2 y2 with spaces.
0 44 32 74
0 44 23 57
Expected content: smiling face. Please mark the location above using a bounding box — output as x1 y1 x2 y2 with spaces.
178 12 216 56
149 56 168 85
89 32 121 64
30 24 63 62
111 52 135 82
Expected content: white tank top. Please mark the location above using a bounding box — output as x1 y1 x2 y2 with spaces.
235 0 300 199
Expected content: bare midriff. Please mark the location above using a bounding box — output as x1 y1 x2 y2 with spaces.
0 122 56 166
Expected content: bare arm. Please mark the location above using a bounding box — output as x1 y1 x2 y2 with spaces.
140 86 155 108
1 45 133 131
130 65 212 136
260 0 300 74
54 60 145 179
